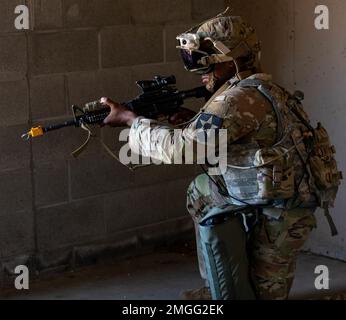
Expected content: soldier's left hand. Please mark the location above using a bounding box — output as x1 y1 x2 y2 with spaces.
101 97 137 127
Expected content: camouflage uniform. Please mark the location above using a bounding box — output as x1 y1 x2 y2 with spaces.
187 173 316 300
129 72 317 300
129 10 318 299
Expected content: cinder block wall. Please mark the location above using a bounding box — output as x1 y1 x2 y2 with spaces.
228 0 346 261
0 0 226 285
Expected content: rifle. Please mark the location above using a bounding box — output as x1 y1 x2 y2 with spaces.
21 75 209 141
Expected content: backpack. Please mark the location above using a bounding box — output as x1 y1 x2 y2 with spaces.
233 78 343 236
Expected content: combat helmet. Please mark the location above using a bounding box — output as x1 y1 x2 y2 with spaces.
176 7 261 76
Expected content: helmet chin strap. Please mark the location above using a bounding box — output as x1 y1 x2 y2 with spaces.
205 58 237 92
206 61 255 92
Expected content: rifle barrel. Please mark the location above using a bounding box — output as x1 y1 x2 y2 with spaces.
43 120 77 133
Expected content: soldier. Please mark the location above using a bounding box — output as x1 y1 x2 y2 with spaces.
101 8 318 300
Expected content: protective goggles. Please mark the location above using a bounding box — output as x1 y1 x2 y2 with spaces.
179 49 215 74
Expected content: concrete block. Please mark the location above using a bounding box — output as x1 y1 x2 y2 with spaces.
0 80 29 126
69 152 136 200
67 71 103 109
130 0 192 24
0 169 32 214
134 164 198 189
0 34 27 82
63 0 130 27
0 124 31 171
104 178 192 233
164 178 193 219
0 0 27 33
138 216 194 246
29 0 63 29
191 0 225 20
67 67 132 108
30 74 66 120
34 160 69 208
0 210 35 259
101 25 163 68
29 30 98 75
165 23 193 62
98 67 133 102
36 197 105 250
100 126 124 152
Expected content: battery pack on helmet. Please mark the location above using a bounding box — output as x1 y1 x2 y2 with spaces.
213 41 231 55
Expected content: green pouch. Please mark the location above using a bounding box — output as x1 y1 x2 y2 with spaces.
254 146 295 200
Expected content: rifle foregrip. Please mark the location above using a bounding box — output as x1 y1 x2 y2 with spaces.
83 108 110 124
43 120 76 132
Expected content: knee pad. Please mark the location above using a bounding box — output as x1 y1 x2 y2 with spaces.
199 215 256 300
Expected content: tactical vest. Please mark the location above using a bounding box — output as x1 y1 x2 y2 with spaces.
222 78 342 236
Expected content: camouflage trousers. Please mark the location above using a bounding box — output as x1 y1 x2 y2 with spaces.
186 174 317 300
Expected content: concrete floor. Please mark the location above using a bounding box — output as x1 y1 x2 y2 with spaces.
1 244 346 300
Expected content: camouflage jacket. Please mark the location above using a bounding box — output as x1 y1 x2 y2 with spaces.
129 73 315 216
129 73 276 157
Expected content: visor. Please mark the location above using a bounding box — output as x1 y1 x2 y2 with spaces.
180 49 215 75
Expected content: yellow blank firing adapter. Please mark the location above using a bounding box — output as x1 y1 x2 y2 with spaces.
21 126 44 140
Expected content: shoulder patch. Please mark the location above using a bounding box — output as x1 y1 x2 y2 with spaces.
196 113 223 130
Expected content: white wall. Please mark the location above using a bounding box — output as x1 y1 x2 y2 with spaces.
228 0 346 260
